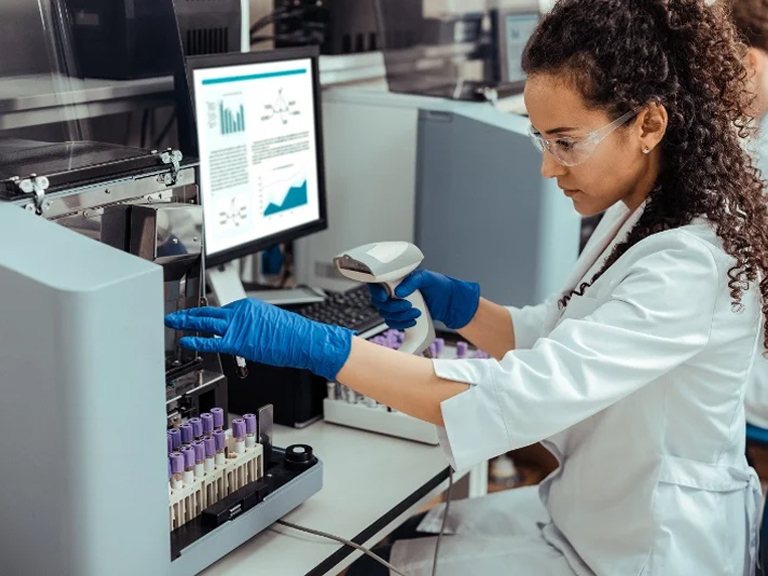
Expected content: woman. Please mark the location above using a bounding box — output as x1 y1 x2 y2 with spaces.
167 0 768 573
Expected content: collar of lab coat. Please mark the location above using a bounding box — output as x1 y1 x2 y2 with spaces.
561 201 647 294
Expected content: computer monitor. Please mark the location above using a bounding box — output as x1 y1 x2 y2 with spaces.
183 46 328 268
493 6 540 88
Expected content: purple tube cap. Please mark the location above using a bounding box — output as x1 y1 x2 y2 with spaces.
168 428 181 450
232 418 246 439
211 407 224 428
204 437 216 458
243 413 257 434
168 459 172 479
171 452 184 474
189 417 203 438
182 446 195 468
167 434 172 453
201 413 214 433
180 424 193 444
193 440 205 462
213 429 226 451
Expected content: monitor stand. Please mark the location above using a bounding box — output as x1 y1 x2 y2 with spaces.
207 261 326 307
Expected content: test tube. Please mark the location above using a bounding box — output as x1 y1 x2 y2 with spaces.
435 338 445 358
170 452 184 490
244 413 257 449
213 429 227 466
168 459 173 495
181 446 195 486
203 437 216 473
211 407 224 431
365 396 377 408
456 341 469 359
168 428 182 452
326 381 337 400
167 433 172 454
193 440 206 479
428 342 438 358
189 417 203 441
232 418 246 455
180 423 194 447
201 413 214 438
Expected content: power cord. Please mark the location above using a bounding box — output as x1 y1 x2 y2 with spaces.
276 468 455 576
432 469 454 576
276 519 411 576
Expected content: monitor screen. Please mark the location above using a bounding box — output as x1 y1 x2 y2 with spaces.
190 53 324 260
502 14 539 85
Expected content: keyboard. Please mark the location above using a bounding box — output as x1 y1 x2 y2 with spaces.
295 284 385 335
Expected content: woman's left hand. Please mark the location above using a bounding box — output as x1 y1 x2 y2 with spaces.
165 298 354 381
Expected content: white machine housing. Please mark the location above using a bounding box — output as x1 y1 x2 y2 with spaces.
0 163 322 576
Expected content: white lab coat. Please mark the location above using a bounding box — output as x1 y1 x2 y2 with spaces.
744 117 768 428
392 202 763 576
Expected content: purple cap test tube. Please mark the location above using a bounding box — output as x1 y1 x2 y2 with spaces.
232 418 246 440
167 433 173 454
168 428 181 451
170 452 184 485
204 437 216 459
193 440 205 465
244 414 257 434
189 417 203 440
180 423 193 446
456 341 469 359
201 413 214 437
211 407 224 431
181 446 195 471
213 429 226 454
435 338 445 357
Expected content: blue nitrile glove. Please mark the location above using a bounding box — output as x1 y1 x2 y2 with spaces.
368 270 481 330
165 299 354 382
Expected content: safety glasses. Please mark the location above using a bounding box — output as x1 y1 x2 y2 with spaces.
527 108 642 167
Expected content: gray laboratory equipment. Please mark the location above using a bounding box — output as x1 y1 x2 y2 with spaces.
0 9 322 574
296 87 580 308
0 147 323 576
415 103 579 306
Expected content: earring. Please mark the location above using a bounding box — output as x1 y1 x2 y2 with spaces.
643 147 651 154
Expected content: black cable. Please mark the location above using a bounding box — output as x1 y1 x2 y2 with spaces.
275 520 411 576
431 469 454 576
250 6 323 36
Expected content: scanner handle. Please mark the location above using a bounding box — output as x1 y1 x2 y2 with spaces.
383 281 435 356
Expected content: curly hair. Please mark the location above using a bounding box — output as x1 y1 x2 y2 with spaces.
723 0 768 52
521 0 768 348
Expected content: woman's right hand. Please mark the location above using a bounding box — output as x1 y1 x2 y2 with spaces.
368 270 480 330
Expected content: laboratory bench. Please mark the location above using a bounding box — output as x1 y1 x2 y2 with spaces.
199 420 486 576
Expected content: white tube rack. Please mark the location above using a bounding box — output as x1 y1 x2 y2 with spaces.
169 437 263 531
323 339 486 445
323 398 440 445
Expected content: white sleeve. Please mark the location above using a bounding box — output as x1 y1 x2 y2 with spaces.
505 296 559 350
432 235 720 471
